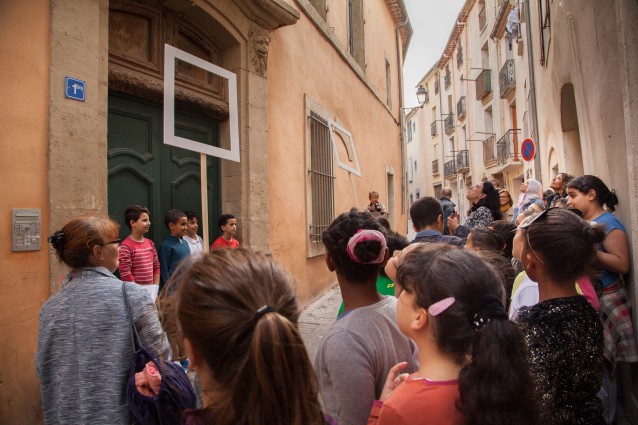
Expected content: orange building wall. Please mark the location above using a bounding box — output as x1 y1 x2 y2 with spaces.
0 0 50 423
267 5 404 305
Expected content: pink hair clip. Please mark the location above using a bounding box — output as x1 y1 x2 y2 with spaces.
428 297 456 316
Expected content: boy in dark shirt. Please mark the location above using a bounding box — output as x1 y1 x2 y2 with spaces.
410 197 463 246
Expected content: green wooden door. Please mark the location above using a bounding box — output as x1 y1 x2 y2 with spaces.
107 92 220 246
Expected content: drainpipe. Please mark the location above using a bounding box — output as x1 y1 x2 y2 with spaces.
397 18 409 214
524 0 542 181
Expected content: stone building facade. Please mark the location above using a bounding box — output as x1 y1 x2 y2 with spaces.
0 0 411 422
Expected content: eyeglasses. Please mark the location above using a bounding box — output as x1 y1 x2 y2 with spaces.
101 239 121 246
518 208 551 229
518 208 553 265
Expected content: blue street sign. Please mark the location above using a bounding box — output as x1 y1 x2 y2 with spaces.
65 77 85 101
521 138 536 161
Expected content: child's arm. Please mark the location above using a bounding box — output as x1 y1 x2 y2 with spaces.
152 243 160 285
118 242 135 282
598 229 630 275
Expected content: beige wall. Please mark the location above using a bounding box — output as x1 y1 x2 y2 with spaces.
0 0 50 422
267 2 406 305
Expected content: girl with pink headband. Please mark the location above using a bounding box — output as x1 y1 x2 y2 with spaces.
314 209 418 425
369 244 537 425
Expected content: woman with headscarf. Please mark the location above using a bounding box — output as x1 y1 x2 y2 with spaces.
514 179 545 225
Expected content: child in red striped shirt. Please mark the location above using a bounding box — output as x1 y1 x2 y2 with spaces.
118 205 160 286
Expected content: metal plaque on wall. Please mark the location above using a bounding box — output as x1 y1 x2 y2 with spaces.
12 208 41 251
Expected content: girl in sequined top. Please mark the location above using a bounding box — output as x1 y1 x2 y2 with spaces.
514 208 605 425
369 244 538 425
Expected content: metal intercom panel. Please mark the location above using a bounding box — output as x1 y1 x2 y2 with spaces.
12 208 41 251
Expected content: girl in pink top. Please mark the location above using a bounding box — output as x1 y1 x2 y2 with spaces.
369 245 538 425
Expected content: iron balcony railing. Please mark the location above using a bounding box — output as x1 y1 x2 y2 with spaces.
496 129 522 165
444 114 455 135
432 159 439 174
476 69 492 101
457 96 467 120
499 59 515 98
444 159 457 179
483 135 496 167
431 120 438 136
444 71 451 89
478 4 487 31
456 150 470 173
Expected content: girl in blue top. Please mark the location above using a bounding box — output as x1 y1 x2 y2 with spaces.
567 175 638 424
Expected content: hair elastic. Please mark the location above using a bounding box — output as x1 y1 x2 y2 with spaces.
346 229 387 264
254 305 277 323
47 231 65 245
468 294 507 331
428 297 455 316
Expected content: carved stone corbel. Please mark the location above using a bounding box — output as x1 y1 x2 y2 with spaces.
249 27 271 78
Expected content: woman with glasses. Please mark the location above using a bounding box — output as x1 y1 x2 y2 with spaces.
35 215 171 425
499 188 514 221
448 181 502 239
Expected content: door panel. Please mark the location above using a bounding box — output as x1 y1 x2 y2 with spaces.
107 92 220 246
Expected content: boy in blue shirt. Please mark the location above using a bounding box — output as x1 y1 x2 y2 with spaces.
158 210 190 291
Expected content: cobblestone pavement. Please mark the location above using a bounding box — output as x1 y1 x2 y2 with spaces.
299 285 342 361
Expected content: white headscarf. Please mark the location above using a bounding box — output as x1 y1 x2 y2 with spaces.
517 179 543 210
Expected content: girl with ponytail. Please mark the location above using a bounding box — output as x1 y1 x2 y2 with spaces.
515 207 606 424
162 248 329 425
369 244 538 425
566 175 638 423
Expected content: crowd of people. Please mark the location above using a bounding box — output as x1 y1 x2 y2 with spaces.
35 174 636 425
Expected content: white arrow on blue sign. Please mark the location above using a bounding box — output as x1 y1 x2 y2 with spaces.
65 77 86 101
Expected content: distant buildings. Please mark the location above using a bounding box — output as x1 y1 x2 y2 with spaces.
0 0 412 422
406 0 638 416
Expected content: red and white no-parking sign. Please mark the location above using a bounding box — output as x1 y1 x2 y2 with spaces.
521 138 536 161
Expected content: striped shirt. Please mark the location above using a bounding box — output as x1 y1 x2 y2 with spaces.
118 236 160 285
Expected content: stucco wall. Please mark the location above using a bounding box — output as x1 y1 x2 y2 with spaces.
267 3 404 305
0 0 50 422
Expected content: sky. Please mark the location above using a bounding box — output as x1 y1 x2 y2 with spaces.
402 0 466 106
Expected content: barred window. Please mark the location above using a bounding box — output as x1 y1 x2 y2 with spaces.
308 112 335 248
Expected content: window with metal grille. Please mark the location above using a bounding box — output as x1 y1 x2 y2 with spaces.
308 112 335 246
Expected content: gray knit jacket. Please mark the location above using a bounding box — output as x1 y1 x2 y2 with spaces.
35 267 171 425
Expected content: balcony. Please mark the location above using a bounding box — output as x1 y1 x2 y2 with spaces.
444 114 455 135
496 129 522 166
457 96 466 120
499 59 515 99
475 69 492 101
431 121 438 137
478 4 487 31
434 79 440 95
444 71 451 89
444 160 457 179
432 159 439 175
456 150 470 173
482 135 497 168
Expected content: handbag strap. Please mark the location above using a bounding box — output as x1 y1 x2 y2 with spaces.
121 282 145 351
